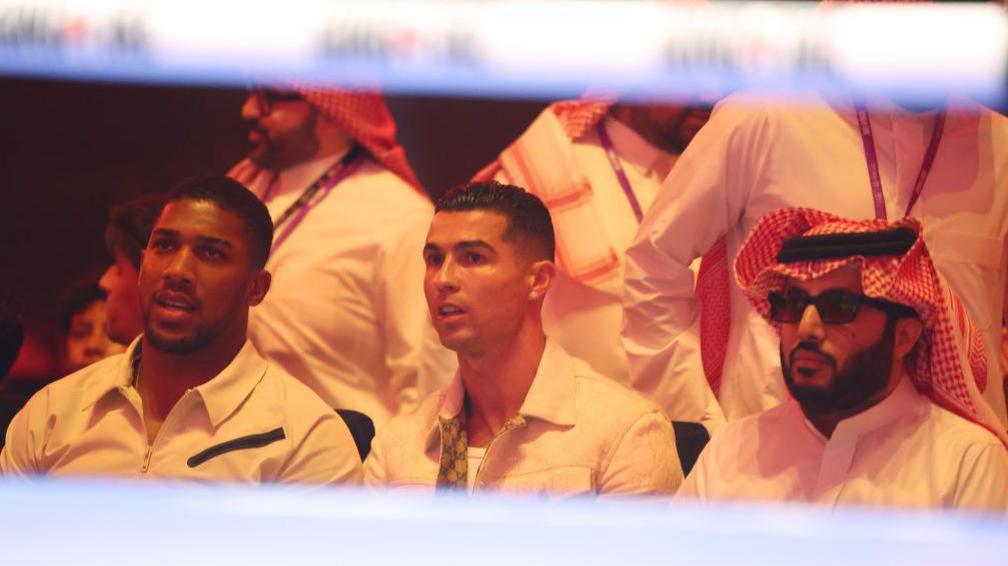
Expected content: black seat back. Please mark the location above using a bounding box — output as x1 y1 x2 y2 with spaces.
336 409 376 462
671 420 710 477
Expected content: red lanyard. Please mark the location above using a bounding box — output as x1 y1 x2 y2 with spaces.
271 146 363 254
855 106 945 220
596 122 645 223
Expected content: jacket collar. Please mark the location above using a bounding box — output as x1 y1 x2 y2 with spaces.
79 337 268 430
191 340 269 428
428 339 578 447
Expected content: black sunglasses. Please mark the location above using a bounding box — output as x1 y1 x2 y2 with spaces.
248 89 303 115
768 288 915 324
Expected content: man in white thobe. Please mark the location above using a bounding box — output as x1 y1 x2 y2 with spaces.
623 91 1008 434
229 88 453 428
473 99 711 386
678 208 1008 513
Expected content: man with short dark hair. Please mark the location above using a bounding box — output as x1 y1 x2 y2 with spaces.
229 88 452 428
100 194 162 345
678 208 1008 512
1 177 362 484
365 182 682 496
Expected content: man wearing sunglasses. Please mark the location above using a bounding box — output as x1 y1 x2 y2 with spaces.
228 88 453 429
677 208 1008 512
623 92 1008 438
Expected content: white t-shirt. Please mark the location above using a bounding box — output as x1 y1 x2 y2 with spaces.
466 446 488 493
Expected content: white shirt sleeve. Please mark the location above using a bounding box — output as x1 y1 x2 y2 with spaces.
952 440 1008 514
621 101 771 433
362 425 390 488
275 409 363 486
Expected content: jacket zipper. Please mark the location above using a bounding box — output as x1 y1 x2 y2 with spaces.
139 392 189 476
472 416 525 492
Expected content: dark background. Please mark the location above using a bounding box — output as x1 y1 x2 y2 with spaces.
0 77 547 376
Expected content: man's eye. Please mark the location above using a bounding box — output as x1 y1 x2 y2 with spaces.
466 253 483 264
200 247 225 260
150 240 175 252
424 253 443 267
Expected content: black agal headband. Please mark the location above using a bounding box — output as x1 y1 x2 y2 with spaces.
777 227 917 264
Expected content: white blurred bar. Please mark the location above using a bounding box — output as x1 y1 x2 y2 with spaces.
1 477 1006 565
0 1 1004 103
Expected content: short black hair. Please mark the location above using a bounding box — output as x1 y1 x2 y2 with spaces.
105 193 163 269
435 181 555 262
160 176 273 269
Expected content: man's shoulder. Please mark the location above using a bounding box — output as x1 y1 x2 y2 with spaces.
26 354 127 412
259 363 340 416
567 357 665 423
343 158 433 209
706 89 835 131
924 402 1006 454
384 386 444 433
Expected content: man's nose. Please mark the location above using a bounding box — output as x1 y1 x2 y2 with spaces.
432 259 459 292
240 94 261 120
98 265 116 293
163 248 196 285
796 303 825 343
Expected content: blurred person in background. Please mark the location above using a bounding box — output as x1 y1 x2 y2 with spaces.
59 279 125 375
229 87 453 429
472 97 712 389
100 193 162 346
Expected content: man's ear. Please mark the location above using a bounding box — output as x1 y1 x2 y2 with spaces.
527 260 556 302
246 269 272 306
894 316 924 359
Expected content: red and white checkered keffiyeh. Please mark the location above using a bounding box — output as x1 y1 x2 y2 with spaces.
475 96 729 390
472 97 621 284
295 88 422 191
472 98 612 182
734 207 1007 444
551 99 613 139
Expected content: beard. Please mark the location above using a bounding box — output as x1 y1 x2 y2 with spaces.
780 316 897 414
246 111 320 170
143 300 239 356
144 321 220 355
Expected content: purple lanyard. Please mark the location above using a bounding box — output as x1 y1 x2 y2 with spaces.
855 107 945 220
271 147 364 253
596 123 645 223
